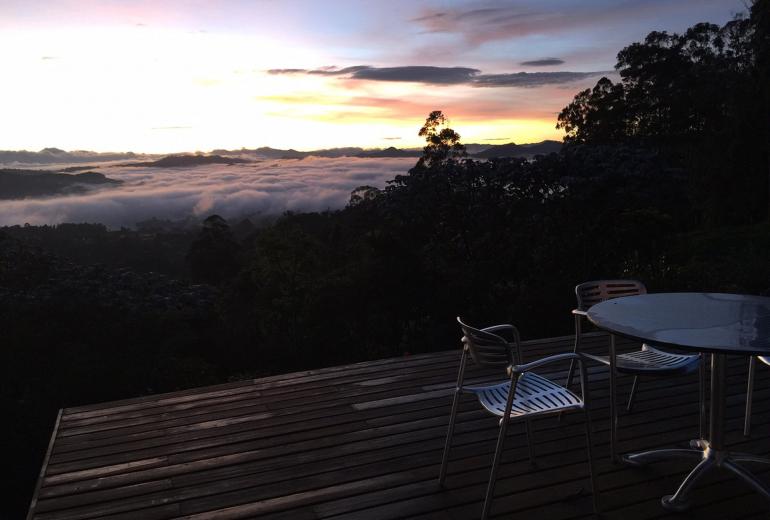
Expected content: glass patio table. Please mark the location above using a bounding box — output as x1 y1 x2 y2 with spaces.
587 292 770 511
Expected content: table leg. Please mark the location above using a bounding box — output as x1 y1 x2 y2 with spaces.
609 334 618 463
622 353 770 512
659 353 726 510
661 457 716 512
732 453 770 465
623 448 703 466
723 460 770 501
699 353 707 440
709 353 725 450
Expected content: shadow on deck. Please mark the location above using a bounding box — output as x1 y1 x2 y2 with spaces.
28 332 770 519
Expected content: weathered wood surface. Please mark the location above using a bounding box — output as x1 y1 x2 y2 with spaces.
28 332 770 519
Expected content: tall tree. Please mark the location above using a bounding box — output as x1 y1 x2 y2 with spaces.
414 111 467 169
556 77 628 144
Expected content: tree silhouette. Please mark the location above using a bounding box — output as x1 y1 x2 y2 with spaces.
186 215 242 285
556 6 768 223
415 110 467 169
556 77 627 144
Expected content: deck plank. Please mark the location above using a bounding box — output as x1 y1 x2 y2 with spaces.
29 333 770 519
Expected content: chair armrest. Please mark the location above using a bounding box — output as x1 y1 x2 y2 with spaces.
572 309 587 316
580 352 610 365
481 324 519 343
508 352 582 375
481 324 516 334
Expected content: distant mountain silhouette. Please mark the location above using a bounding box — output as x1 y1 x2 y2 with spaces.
252 147 308 159
355 147 420 158
0 141 563 168
0 169 122 199
124 154 251 168
472 140 562 158
256 147 416 159
211 141 561 160
0 149 137 165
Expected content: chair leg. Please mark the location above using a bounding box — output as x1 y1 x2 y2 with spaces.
583 408 599 515
744 356 757 437
482 418 510 520
438 389 461 486
566 360 577 394
699 354 707 440
579 357 599 515
626 376 639 412
524 418 535 466
566 314 582 391
561 315 581 424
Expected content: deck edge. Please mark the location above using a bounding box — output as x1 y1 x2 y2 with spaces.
26 408 63 520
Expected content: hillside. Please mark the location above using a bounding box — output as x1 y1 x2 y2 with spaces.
124 154 251 168
0 169 122 199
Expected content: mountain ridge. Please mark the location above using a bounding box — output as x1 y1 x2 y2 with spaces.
211 139 562 160
0 139 563 165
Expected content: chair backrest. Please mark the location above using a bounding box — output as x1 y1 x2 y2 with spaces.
456 317 519 368
575 279 647 311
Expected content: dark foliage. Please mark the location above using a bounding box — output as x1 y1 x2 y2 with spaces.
187 215 243 284
0 232 220 516
557 12 770 224
2 222 195 275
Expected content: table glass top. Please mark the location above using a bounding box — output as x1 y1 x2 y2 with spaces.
586 293 770 354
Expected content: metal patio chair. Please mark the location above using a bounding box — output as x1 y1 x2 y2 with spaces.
565 280 705 461
439 317 597 519
744 356 770 436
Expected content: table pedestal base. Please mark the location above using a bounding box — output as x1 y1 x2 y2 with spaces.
623 440 770 511
588 296 770 512
622 354 770 511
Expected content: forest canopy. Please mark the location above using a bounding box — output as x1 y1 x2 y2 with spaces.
557 3 770 223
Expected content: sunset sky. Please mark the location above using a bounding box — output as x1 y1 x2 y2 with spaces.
1 0 742 153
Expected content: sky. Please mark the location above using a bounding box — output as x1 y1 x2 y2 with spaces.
0 0 744 153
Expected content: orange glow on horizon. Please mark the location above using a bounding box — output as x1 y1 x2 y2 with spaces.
0 24 572 154
0 0 740 154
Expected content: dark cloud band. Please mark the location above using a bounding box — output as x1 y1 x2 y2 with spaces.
474 71 601 87
268 65 603 87
352 66 479 84
520 58 565 66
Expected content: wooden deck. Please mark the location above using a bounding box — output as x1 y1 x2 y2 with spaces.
28 332 770 519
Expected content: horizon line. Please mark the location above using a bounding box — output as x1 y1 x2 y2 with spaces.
0 138 564 157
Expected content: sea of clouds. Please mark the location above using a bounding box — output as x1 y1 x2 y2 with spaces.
0 156 416 228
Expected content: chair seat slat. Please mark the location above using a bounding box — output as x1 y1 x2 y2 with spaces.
470 372 583 419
